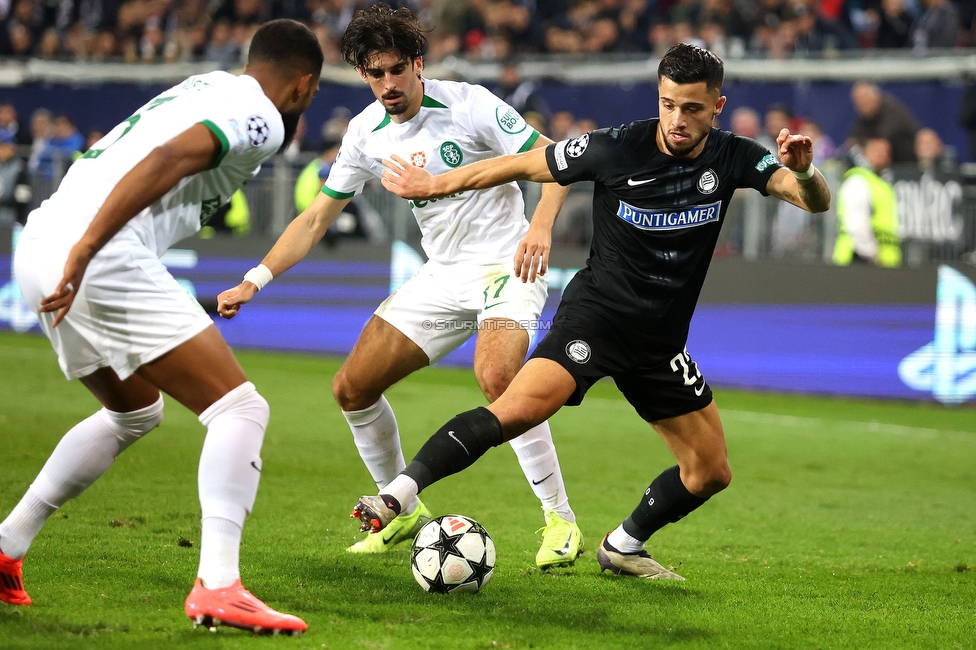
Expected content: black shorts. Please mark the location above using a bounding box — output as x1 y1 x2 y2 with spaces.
531 303 713 422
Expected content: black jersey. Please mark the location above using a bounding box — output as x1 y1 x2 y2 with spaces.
545 119 782 346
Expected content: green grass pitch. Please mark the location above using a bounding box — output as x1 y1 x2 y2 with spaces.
1 330 974 649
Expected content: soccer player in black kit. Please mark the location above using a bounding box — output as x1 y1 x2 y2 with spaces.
354 43 832 579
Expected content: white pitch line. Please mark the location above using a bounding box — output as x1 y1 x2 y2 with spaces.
580 397 976 441
719 409 976 440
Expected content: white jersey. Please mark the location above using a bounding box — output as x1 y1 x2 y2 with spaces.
322 78 541 265
24 71 284 256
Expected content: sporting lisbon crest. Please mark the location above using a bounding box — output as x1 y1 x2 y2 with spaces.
440 141 463 168
410 151 427 168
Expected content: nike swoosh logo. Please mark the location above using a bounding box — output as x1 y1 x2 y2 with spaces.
531 472 554 486
553 533 574 556
694 380 706 397
382 529 399 544
627 177 656 186
448 431 469 455
250 461 261 472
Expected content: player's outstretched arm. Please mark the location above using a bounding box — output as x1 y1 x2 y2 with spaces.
217 192 351 319
765 128 831 214
381 147 555 200
41 123 221 327
515 181 569 283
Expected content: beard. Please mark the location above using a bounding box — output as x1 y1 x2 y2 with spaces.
383 92 409 116
659 123 708 158
279 111 302 153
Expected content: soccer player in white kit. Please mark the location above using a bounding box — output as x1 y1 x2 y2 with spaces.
218 4 584 569
0 19 320 634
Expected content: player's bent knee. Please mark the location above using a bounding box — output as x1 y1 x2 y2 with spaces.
198 381 269 429
332 369 379 412
694 462 732 497
680 457 732 497
475 362 519 403
100 394 165 453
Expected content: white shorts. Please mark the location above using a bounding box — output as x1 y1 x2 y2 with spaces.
14 230 213 381
375 261 549 363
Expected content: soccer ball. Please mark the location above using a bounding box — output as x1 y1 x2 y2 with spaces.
411 515 495 594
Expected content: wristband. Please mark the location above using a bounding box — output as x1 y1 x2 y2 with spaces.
243 264 273 290
792 164 816 180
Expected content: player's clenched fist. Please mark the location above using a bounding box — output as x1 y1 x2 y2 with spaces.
217 282 257 319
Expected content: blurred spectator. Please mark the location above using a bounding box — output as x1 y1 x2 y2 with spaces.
205 19 240 66
730 106 762 141
32 113 84 180
27 108 51 173
494 59 551 131
549 110 577 140
846 81 920 163
575 117 598 134
0 102 31 146
914 127 955 173
834 137 902 267
0 131 32 225
911 0 960 52
647 20 676 55
875 0 914 48
2 0 42 57
616 0 652 51
798 117 837 161
761 103 791 152
698 0 751 41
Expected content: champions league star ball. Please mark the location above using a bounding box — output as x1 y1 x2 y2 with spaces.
411 515 495 594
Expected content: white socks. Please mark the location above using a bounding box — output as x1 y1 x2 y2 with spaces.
381 474 420 514
343 396 417 516
607 526 645 553
0 492 56 560
0 396 164 560
196 382 268 589
508 422 576 523
198 517 242 589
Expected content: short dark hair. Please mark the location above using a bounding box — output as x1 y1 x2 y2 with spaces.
340 3 428 70
248 19 324 77
658 43 724 92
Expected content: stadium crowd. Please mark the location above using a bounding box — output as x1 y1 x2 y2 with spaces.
0 0 974 63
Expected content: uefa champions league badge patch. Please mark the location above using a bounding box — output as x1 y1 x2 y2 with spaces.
565 134 589 158
565 340 591 364
246 115 270 147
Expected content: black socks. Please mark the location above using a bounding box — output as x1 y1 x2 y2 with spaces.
402 407 504 492
622 465 708 542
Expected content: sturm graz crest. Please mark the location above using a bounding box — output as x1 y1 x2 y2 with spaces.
565 133 589 158
697 169 718 194
246 115 270 147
